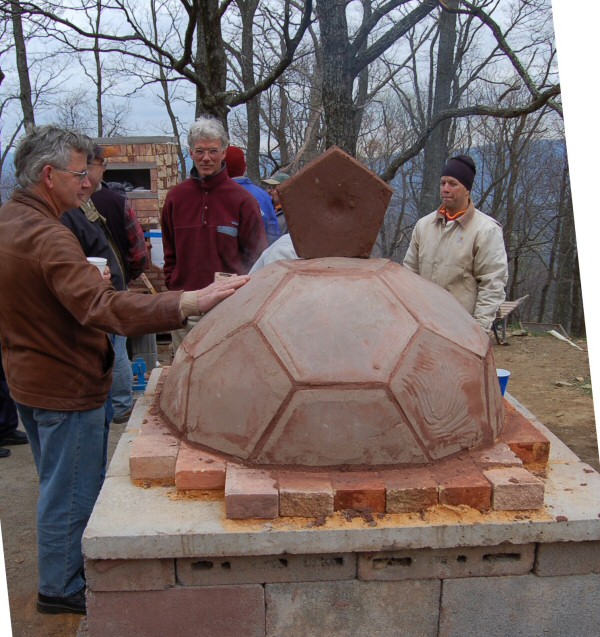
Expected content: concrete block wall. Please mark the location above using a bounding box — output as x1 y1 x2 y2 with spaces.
85 541 600 637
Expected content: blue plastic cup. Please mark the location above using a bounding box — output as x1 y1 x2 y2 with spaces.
497 368 511 396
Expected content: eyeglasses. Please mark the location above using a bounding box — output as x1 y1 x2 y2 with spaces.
192 148 222 158
52 167 89 182
88 159 107 169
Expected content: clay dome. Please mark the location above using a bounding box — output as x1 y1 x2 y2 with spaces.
159 257 503 468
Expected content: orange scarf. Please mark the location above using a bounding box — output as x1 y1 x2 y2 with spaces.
439 204 468 221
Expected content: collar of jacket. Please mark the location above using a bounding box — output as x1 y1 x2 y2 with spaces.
11 187 63 220
190 163 228 190
434 200 476 227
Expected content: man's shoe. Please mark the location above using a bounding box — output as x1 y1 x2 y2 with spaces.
37 590 86 615
0 430 28 445
112 410 132 424
0 447 10 458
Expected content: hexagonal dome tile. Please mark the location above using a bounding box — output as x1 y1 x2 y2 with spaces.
159 348 193 428
184 263 290 360
184 325 292 458
253 388 428 466
390 332 497 460
379 262 490 359
258 264 418 384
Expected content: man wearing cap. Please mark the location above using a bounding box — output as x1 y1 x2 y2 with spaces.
225 146 280 245
403 155 508 331
262 172 290 235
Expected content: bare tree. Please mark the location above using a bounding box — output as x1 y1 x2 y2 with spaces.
10 0 313 128
9 0 35 131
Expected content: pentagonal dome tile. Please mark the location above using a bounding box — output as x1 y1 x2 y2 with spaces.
253 388 428 466
277 146 393 258
390 332 494 460
184 263 290 359
258 271 418 383
379 262 490 358
184 326 292 458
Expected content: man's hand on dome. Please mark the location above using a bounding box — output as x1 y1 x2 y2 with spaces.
179 275 250 320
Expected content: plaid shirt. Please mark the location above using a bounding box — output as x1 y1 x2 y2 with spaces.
124 201 149 280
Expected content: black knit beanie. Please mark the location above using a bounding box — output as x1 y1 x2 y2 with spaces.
441 155 476 191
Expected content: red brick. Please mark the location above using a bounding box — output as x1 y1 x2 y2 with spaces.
484 467 545 510
434 457 491 511
86 585 264 637
331 472 386 513
175 443 226 490
381 467 438 513
129 433 179 482
225 465 279 519
497 401 550 466
277 471 334 517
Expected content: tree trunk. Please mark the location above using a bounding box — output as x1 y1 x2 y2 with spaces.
315 0 356 155
11 0 35 131
194 0 228 124
418 2 457 216
94 0 103 136
237 0 260 181
552 179 577 334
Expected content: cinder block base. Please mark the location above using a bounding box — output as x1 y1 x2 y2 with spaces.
86 585 265 637
85 558 175 591
535 541 600 577
439 574 600 637
177 553 356 586
265 580 440 637
358 544 535 581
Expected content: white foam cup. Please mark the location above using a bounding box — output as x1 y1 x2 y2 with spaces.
87 256 107 275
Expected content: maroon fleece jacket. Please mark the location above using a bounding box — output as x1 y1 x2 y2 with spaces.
161 165 267 290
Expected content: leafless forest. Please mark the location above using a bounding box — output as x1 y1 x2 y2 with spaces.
1 1 580 333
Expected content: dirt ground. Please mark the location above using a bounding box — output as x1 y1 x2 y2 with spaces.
0 334 597 637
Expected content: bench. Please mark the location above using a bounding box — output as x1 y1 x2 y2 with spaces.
492 295 529 344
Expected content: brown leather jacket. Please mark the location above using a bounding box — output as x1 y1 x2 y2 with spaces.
0 189 184 411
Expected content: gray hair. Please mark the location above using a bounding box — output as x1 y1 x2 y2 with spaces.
14 125 94 188
188 116 229 150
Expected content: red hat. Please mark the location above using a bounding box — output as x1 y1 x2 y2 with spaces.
225 146 247 178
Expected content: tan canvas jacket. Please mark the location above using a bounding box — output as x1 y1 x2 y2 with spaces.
403 202 508 330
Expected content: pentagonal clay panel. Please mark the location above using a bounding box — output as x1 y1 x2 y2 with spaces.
379 262 490 359
185 326 292 458
277 147 393 258
484 349 504 439
254 388 428 466
258 270 418 383
159 348 193 431
184 263 290 360
390 332 494 460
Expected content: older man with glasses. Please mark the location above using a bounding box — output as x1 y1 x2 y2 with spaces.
0 125 249 616
161 116 268 352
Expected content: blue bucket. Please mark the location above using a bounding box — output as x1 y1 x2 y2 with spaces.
496 368 511 396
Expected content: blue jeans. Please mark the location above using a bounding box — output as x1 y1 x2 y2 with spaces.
17 402 110 597
111 334 133 419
